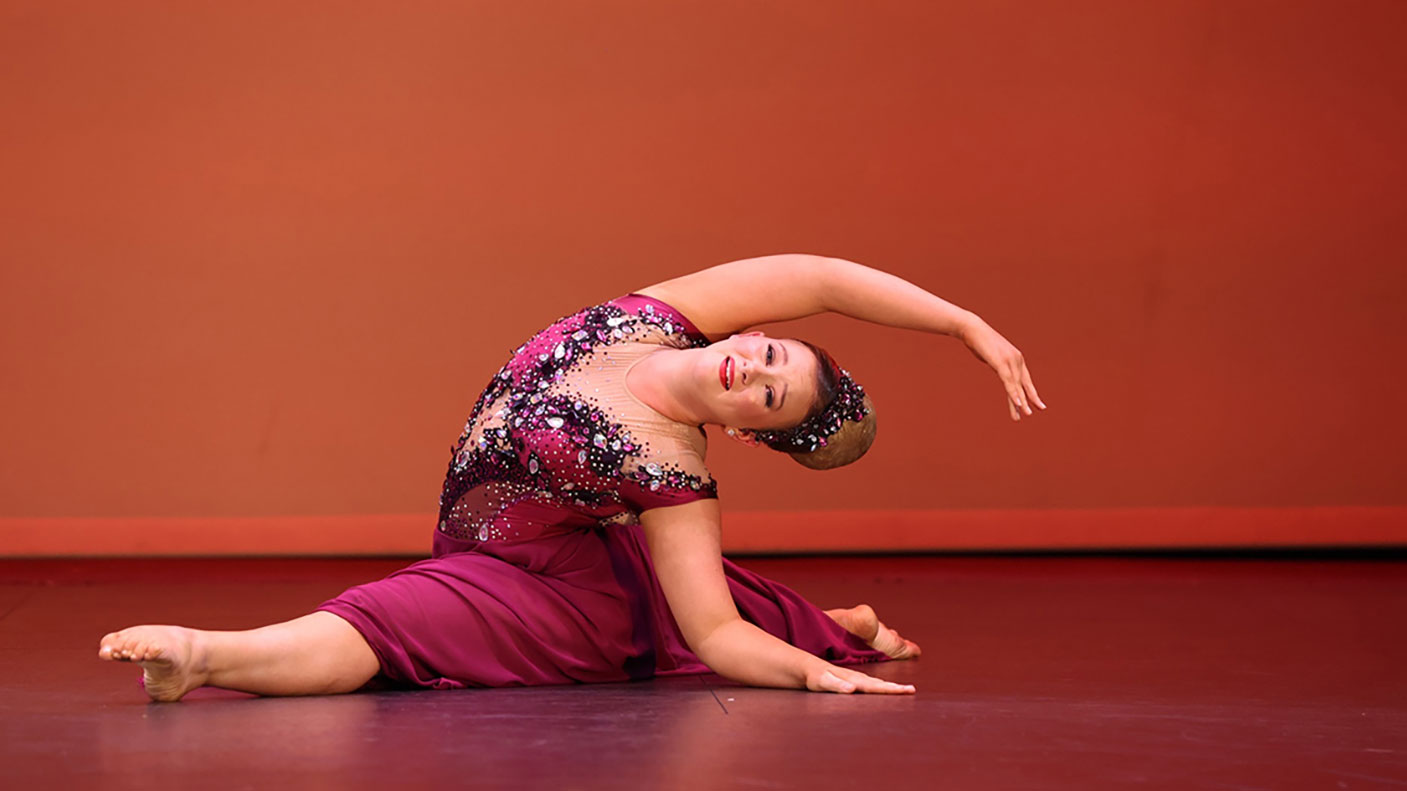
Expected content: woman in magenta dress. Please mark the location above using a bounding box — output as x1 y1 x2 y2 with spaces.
98 254 1046 700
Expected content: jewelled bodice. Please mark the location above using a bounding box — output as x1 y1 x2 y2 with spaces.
434 294 718 548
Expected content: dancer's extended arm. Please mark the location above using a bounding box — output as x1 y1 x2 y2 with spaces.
640 499 914 695
637 253 1046 420
638 253 973 340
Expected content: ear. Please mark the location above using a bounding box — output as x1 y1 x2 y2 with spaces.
723 427 762 447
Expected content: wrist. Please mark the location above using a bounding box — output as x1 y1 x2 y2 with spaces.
955 311 985 340
793 654 831 686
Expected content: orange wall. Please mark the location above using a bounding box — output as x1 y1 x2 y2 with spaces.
2 2 1404 553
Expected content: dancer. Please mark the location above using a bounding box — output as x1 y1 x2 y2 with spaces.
98 254 1044 700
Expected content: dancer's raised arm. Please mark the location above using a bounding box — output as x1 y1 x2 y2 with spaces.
637 254 973 340
638 254 1047 421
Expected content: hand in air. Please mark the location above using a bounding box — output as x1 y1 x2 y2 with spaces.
960 318 1046 421
804 662 916 694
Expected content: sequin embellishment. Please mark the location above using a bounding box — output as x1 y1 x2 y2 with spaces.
435 300 718 542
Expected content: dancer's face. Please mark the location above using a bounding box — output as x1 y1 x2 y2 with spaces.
700 332 819 431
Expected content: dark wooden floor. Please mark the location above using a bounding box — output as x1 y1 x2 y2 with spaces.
1 555 1403 790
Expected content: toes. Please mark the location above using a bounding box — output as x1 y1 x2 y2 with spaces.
133 642 158 662
100 631 171 664
899 638 921 659
100 630 143 662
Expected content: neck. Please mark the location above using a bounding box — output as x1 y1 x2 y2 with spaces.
628 348 711 426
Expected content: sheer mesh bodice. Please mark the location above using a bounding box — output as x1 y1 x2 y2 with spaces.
434 294 717 549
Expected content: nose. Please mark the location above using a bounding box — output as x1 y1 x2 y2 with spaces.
739 355 765 385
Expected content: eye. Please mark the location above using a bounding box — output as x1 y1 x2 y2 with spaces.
766 344 774 365
765 386 774 408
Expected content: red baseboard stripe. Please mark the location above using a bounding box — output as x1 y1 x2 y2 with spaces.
1 507 1403 557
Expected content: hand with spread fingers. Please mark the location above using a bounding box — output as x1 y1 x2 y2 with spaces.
803 660 916 694
960 317 1047 421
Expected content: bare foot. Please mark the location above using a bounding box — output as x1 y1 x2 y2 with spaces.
98 625 209 702
824 604 922 660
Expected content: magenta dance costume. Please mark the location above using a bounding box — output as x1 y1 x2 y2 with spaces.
317 294 888 690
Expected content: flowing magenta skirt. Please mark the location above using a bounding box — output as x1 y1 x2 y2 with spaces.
316 523 889 689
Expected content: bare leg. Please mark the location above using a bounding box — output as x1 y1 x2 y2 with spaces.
98 611 380 702
824 603 922 660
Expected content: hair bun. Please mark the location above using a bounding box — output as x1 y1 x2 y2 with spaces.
786 394 877 470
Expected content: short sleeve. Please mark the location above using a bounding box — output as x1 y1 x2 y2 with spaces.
616 443 718 513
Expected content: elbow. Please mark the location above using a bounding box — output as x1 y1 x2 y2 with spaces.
808 255 847 312
770 253 845 306
690 616 743 668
